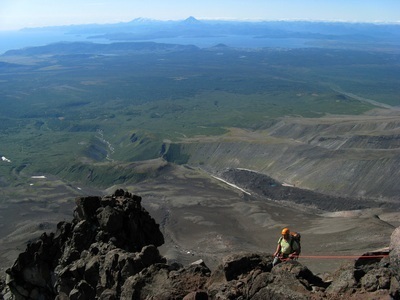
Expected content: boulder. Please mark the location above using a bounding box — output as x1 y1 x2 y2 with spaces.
361 267 391 292
390 226 400 298
120 261 211 299
97 206 124 233
220 252 271 281
326 266 360 296
390 227 400 275
74 196 101 221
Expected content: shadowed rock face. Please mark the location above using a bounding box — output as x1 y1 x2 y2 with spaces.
4 189 165 299
2 190 400 299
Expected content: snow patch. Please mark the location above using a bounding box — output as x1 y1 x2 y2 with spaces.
211 175 251 195
1 156 11 163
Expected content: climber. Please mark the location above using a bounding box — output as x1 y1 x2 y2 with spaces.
272 227 300 266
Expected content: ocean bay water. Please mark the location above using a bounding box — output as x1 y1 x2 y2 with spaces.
0 30 111 55
0 30 312 55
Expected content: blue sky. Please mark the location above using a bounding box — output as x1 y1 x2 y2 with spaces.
1 0 399 30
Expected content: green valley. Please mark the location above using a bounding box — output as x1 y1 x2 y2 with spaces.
2 43 398 196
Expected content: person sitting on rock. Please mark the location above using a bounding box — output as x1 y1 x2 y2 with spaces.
272 227 300 266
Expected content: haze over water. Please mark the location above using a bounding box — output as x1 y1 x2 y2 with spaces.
0 30 316 55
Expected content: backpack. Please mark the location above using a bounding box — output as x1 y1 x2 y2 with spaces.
279 231 301 255
290 231 301 255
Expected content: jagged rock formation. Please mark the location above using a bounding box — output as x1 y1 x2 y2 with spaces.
2 190 400 299
3 189 165 299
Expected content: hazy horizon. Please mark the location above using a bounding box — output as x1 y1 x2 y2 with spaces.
2 17 400 33
1 0 399 31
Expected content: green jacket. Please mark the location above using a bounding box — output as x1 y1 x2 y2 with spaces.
278 236 299 256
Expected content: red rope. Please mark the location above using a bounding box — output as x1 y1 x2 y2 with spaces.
282 254 388 260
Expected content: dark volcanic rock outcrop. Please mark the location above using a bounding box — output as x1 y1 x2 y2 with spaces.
219 168 388 211
3 189 400 299
4 189 165 299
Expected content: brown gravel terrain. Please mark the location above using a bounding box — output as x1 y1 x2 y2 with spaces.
114 164 399 275
0 162 398 277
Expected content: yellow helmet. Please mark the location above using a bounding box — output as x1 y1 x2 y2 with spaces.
281 228 290 235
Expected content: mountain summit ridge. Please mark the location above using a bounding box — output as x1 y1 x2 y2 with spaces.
2 189 399 299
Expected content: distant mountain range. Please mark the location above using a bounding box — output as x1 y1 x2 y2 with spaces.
19 17 400 50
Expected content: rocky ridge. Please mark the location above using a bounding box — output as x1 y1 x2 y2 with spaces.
2 189 399 299
168 113 400 201
218 168 385 212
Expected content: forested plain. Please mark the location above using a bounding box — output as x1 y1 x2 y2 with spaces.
1 43 399 190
